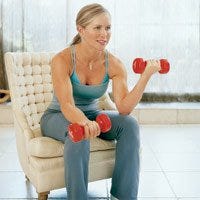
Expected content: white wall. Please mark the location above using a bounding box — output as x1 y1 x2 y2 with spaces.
66 0 200 94
3 0 199 94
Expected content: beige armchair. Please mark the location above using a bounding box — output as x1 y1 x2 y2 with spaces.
4 52 117 200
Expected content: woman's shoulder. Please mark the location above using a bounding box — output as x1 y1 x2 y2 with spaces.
107 51 124 68
52 47 72 69
53 46 72 62
106 51 127 79
107 51 126 77
53 47 71 64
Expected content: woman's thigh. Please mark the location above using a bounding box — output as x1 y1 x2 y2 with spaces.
40 109 70 143
98 110 139 141
40 109 139 143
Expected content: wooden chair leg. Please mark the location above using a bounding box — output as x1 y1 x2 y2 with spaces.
25 175 29 181
38 191 50 200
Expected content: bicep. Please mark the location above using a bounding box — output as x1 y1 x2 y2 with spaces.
111 63 128 107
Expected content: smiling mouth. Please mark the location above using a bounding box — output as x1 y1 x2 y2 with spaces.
97 40 107 45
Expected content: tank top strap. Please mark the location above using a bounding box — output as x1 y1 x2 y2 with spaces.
105 50 109 73
71 46 108 74
70 45 76 71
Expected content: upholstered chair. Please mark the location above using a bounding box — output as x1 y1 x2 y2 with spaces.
4 52 117 200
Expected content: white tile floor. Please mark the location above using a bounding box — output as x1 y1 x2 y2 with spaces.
0 124 200 199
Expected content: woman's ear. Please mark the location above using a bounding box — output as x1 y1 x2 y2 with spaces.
77 25 84 36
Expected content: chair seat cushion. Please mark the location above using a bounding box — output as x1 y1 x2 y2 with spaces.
28 136 116 158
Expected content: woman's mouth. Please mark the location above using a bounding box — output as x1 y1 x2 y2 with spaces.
97 40 107 45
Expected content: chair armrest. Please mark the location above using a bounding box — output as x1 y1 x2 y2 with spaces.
13 108 34 141
28 136 64 158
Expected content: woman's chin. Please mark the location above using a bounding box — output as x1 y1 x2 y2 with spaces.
95 44 107 51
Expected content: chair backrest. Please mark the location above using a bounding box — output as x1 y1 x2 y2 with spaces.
5 52 55 130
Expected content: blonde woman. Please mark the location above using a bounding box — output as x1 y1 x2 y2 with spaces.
40 3 160 200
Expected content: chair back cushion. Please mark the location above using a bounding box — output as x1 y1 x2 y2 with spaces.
5 52 55 130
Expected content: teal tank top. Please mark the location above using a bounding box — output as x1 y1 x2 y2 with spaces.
48 45 110 111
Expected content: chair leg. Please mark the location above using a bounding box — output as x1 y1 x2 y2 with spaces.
38 191 50 200
25 175 29 181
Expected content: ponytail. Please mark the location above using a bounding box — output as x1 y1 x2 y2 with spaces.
70 34 81 46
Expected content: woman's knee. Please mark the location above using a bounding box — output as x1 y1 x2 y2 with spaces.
120 115 140 143
40 111 70 143
64 138 90 156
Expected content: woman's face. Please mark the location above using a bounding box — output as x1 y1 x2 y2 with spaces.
79 13 111 51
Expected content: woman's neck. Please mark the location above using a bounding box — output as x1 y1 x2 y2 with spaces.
75 43 105 70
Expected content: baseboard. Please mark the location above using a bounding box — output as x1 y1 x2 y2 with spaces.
0 102 13 125
0 102 200 125
132 102 200 124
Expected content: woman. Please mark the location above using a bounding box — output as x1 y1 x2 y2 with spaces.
40 3 161 200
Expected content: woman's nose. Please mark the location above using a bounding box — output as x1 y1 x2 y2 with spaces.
100 29 108 37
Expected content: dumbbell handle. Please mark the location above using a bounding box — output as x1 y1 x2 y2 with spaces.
68 113 111 143
132 58 170 74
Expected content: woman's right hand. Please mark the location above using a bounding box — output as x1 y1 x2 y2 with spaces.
142 59 161 77
79 120 101 140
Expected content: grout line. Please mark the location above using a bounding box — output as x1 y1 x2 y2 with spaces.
143 140 178 198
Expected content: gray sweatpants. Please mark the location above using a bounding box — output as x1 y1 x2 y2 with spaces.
40 109 140 200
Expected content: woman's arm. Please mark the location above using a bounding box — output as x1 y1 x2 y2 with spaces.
51 53 89 125
51 51 100 139
110 56 160 115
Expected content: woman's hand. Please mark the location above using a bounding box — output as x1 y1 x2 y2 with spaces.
80 120 101 140
142 59 161 77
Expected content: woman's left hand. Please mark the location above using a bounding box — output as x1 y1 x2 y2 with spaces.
142 59 161 77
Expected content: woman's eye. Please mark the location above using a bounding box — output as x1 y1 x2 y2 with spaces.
106 26 111 31
95 26 101 30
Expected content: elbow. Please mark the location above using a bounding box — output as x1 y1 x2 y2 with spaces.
119 111 131 115
115 99 136 115
117 105 133 115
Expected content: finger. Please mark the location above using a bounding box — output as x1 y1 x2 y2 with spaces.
95 121 101 136
90 121 99 138
87 121 100 138
157 60 161 70
84 124 90 139
151 59 157 66
85 122 96 139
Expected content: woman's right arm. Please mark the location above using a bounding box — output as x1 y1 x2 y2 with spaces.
51 52 100 139
51 53 89 126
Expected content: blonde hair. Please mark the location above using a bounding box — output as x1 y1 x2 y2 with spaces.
71 3 110 46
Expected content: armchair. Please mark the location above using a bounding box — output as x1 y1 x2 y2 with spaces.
4 52 116 200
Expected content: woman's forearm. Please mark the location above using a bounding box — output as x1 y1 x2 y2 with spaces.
61 103 89 125
118 73 151 114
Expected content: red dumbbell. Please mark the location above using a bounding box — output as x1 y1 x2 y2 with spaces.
132 58 170 74
68 113 111 143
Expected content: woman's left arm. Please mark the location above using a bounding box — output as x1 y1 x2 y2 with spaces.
110 56 160 115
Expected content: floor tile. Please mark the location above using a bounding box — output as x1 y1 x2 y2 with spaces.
0 152 22 171
0 172 37 198
4 138 18 153
88 180 108 198
142 125 200 153
148 137 200 153
138 198 178 200
138 172 176 198
179 198 200 200
0 126 15 154
0 126 15 139
165 172 200 197
48 188 67 198
140 151 162 171
156 153 200 172
0 139 14 154
140 139 153 154
1 124 200 199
